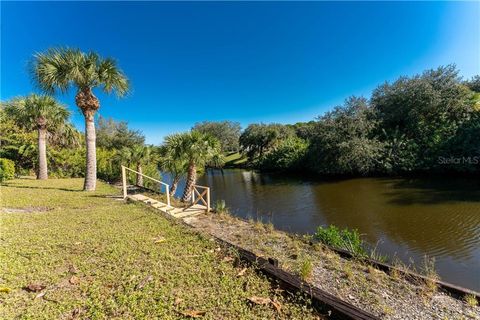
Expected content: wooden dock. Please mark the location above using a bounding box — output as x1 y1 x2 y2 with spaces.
127 194 208 219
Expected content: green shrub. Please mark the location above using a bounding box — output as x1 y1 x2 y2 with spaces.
0 158 15 182
314 225 365 257
298 257 313 281
215 199 227 214
259 137 308 172
49 147 85 178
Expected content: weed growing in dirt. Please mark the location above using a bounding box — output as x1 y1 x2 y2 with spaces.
298 258 313 281
314 225 365 257
464 294 478 307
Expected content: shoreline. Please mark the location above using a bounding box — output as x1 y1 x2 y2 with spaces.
176 209 479 319
195 168 480 292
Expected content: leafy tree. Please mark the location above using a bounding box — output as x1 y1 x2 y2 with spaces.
371 65 478 171
378 128 417 174
192 121 241 152
307 97 383 175
31 47 129 190
3 95 73 179
259 137 308 172
289 121 316 140
464 75 480 93
436 112 480 173
162 131 221 202
239 123 294 161
0 107 37 174
96 115 144 150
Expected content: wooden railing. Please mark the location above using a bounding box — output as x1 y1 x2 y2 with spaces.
121 165 171 207
191 184 211 212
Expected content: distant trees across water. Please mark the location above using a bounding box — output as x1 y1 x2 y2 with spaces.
238 66 480 176
2 64 479 186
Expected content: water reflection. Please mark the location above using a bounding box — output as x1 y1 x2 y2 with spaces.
163 169 480 291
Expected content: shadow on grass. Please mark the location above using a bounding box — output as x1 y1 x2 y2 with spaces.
2 184 80 192
88 195 123 199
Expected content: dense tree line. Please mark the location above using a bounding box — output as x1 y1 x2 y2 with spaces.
2 63 478 187
0 102 157 183
239 66 480 176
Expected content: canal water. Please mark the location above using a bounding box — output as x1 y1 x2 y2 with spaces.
163 169 480 292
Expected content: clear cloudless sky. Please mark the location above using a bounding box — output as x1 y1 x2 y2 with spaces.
2 1 479 144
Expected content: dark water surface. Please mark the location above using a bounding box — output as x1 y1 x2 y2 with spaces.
165 169 480 291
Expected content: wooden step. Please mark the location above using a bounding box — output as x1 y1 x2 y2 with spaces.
128 193 204 218
173 210 204 219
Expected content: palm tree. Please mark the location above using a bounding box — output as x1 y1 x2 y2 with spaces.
30 47 129 191
4 94 71 179
158 144 187 197
129 145 153 187
162 131 221 202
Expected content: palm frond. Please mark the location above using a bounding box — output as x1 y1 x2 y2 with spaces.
97 58 130 97
4 94 70 130
31 47 130 98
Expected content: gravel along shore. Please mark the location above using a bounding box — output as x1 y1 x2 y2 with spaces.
184 213 480 320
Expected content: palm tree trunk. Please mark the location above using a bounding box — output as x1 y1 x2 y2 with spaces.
181 161 196 202
84 113 97 191
37 127 48 180
170 175 180 196
136 164 143 187
76 88 100 191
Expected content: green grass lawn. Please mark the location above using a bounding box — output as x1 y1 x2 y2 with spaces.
224 152 248 167
0 178 320 319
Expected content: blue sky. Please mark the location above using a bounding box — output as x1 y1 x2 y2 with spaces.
2 1 479 144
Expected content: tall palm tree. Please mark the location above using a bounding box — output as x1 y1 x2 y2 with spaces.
4 94 71 179
30 47 129 191
163 131 221 202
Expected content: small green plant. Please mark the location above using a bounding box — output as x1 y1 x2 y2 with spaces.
464 294 478 307
368 241 388 263
265 222 274 233
253 219 264 231
420 256 438 293
298 258 313 281
214 199 227 214
314 225 365 257
343 263 354 280
0 158 15 182
382 305 394 315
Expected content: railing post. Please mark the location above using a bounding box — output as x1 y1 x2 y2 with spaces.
121 165 127 199
192 186 195 204
206 187 210 212
166 186 171 207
